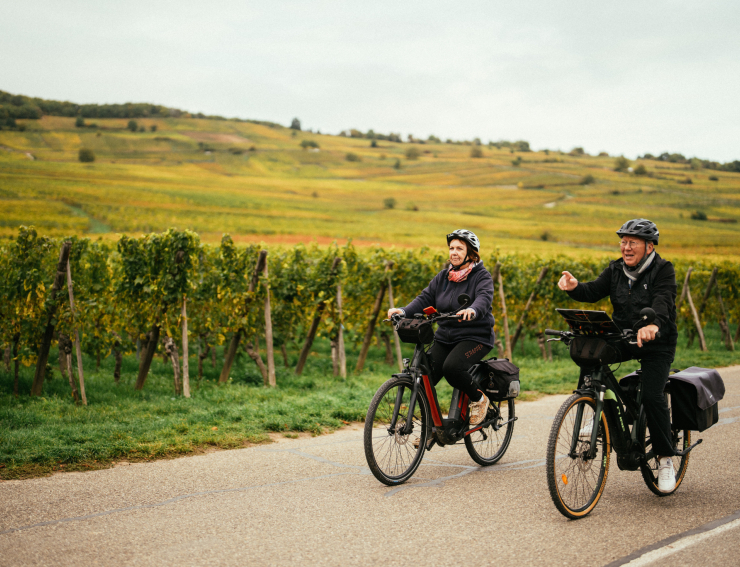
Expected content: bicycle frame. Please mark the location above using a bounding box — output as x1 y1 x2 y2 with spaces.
387 341 513 446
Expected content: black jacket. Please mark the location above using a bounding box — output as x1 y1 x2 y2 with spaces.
403 262 495 347
566 253 678 350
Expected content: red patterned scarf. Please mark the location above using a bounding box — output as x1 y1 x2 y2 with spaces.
448 262 476 283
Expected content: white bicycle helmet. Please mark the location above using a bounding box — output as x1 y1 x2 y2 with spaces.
446 229 480 252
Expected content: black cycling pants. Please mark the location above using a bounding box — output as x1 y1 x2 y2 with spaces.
580 345 676 457
429 340 490 402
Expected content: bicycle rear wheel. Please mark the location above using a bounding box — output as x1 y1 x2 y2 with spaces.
639 386 691 496
364 376 430 486
464 398 515 465
546 393 610 519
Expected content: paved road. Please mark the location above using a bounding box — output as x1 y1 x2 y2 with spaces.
2 366 739 567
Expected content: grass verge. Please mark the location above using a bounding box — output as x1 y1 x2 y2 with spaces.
1 326 737 480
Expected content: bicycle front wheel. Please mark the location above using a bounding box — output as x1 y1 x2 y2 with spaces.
639 386 691 496
546 393 611 519
364 376 430 486
465 398 515 465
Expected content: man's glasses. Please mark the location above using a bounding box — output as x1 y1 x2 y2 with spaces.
619 240 643 249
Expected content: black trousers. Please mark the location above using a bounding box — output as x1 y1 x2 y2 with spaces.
428 340 490 401
581 344 676 457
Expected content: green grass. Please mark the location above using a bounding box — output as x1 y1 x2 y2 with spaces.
0 115 738 259
1 325 737 480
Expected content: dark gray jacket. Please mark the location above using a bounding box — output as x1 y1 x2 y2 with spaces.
403 262 495 347
566 253 678 351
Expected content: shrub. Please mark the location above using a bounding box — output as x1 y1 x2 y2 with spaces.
406 203 419 211
75 116 85 128
709 175 719 181
678 177 693 185
78 148 95 162
228 147 244 155
150 125 157 132
579 174 595 185
405 147 420 160
634 164 648 175
570 147 585 156
540 231 553 241
290 118 301 130
383 197 396 209
370 140 378 148
511 157 522 166
249 145 256 151
470 147 483 158
345 152 361 162
393 159 401 169
598 151 609 157
690 158 702 170
127 120 138 132
138 125 146 132
614 156 630 172
691 211 707 220
300 139 319 149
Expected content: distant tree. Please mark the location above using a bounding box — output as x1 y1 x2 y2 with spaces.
138 125 146 132
383 197 396 209
393 159 401 169
634 164 648 176
127 120 138 132
473 137 482 146
470 147 483 158
345 152 361 162
614 156 630 172
75 116 85 128
300 139 319 149
78 148 95 162
598 151 610 157
690 158 702 170
290 118 301 130
428 135 441 143
678 177 693 185
511 156 522 166
150 124 157 132
370 139 378 148
570 147 585 156
405 147 420 160
579 174 595 185
709 175 719 181
690 211 707 220
515 140 531 152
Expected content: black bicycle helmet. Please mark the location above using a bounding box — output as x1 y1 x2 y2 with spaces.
446 229 480 252
616 218 659 245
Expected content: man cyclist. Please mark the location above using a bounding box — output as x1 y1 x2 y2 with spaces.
557 218 679 492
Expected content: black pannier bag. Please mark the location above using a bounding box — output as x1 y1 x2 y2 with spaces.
474 358 520 400
669 367 725 432
569 336 618 367
395 318 434 344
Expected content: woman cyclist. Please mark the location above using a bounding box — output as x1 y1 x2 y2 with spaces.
387 229 495 426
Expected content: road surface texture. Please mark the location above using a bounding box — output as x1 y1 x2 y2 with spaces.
2 366 739 566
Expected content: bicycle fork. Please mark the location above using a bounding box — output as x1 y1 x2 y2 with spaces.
570 384 606 461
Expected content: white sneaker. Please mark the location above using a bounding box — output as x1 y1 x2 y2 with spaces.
579 421 593 439
469 392 489 426
658 457 676 492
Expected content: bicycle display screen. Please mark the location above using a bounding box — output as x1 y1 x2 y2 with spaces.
555 309 622 335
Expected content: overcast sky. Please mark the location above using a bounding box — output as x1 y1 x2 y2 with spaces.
3 1 738 161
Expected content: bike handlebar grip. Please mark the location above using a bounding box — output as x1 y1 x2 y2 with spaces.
544 329 562 336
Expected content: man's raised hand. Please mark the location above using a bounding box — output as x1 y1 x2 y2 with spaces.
558 271 579 291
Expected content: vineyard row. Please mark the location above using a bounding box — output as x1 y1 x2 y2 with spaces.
1 227 737 403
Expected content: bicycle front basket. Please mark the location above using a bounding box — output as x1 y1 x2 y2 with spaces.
395 318 434 344
569 336 617 367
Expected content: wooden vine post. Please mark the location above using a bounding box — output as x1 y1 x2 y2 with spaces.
510 266 549 351
716 286 735 351
31 241 71 397
356 261 393 373
295 256 342 375
219 250 268 383
687 267 717 348
66 259 87 405
263 261 276 387
490 262 511 360
387 271 404 372
685 287 708 352
181 296 190 397
336 283 347 378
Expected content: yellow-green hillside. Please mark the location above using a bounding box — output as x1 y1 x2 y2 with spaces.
1 115 738 259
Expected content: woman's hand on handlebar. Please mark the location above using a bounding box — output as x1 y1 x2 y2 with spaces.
636 324 659 348
456 308 475 321
387 308 404 319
